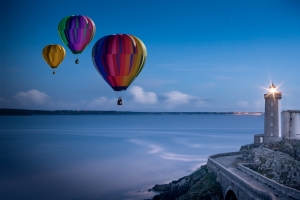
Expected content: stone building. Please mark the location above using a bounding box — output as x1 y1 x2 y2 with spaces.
282 110 300 139
254 83 300 144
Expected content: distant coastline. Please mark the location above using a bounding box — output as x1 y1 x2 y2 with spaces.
0 108 263 116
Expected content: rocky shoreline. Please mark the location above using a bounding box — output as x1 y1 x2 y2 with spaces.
149 139 300 200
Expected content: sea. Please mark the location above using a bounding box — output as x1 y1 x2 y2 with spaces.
0 114 263 200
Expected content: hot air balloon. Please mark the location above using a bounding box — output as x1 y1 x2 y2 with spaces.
92 34 147 105
42 44 66 74
58 15 96 64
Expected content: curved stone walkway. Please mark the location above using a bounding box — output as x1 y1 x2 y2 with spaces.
212 153 298 200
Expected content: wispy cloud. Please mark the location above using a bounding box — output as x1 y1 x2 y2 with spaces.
128 86 209 110
14 89 50 105
162 91 195 108
129 86 157 104
7 86 209 111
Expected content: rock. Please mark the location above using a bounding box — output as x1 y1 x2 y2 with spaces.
242 139 300 190
151 165 223 200
152 184 171 192
263 138 300 161
240 143 260 151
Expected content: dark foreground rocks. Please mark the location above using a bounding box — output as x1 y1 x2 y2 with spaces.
150 165 223 200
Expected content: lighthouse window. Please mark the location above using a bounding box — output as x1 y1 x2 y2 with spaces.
271 133 273 136
271 113 273 116
270 103 273 106
271 122 273 126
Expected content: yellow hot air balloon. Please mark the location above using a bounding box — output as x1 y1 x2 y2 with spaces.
42 44 66 74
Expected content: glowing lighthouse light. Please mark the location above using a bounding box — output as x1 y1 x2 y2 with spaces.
269 83 277 93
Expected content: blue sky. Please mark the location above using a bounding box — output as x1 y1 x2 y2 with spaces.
1 0 300 112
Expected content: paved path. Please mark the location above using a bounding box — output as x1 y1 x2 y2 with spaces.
213 153 297 200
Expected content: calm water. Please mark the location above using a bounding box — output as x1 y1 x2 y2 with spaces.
0 114 263 200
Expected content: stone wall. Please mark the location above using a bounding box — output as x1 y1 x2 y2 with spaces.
209 151 247 159
237 164 300 199
207 152 276 200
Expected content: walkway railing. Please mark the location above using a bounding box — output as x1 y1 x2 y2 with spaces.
208 151 276 200
237 164 300 199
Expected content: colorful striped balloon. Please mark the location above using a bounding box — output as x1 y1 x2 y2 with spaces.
92 34 147 92
58 15 96 55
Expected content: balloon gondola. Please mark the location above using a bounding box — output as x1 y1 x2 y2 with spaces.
92 34 147 105
117 97 123 105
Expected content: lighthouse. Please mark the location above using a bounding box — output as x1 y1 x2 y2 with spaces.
263 83 282 143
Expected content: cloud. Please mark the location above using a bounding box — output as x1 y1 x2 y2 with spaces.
14 89 49 105
162 91 194 107
129 86 157 104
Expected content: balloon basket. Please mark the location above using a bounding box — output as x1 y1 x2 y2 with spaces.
117 98 123 105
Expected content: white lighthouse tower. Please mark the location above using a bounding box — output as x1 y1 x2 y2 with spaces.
263 83 282 143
